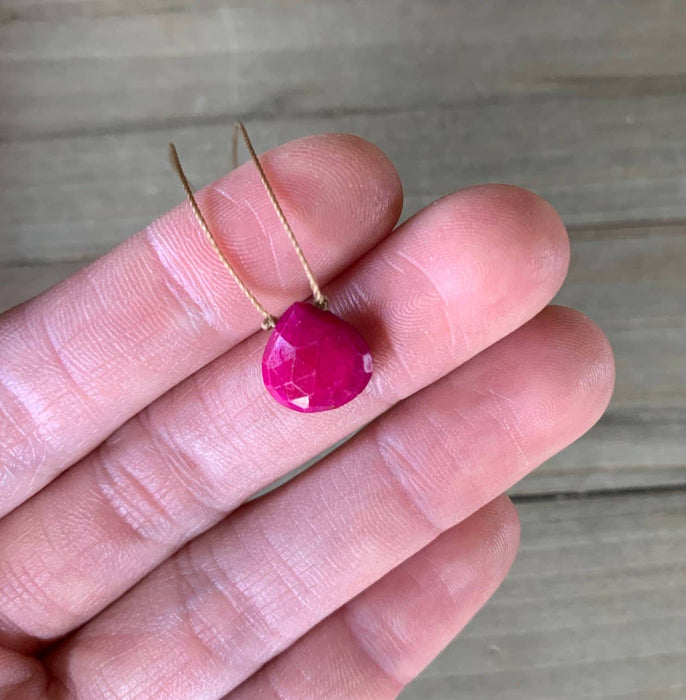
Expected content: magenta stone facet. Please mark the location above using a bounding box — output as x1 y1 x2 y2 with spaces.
261 302 373 413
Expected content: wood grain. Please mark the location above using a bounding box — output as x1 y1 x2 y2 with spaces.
0 261 85 310
2 94 686 263
1 2 685 696
401 490 686 699
2 0 685 137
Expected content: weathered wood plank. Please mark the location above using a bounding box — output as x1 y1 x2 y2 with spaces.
2 94 686 263
5 0 685 29
402 491 686 699
2 0 685 138
2 220 684 495
529 221 686 494
0 261 85 310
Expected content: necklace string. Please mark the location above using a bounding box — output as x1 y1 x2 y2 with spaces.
169 121 328 331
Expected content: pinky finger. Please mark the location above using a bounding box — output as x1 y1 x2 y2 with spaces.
229 495 520 700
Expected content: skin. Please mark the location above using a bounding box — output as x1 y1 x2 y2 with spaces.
0 133 614 699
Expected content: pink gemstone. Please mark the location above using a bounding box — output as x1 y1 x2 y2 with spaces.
261 302 373 413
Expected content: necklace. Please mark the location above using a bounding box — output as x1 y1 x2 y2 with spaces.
169 122 373 413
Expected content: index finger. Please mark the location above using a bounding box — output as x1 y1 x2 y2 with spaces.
0 134 403 516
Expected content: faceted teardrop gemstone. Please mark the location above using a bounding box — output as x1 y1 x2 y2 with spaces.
261 302 373 412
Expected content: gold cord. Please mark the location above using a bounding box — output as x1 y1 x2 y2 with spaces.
231 122 328 311
168 143 277 330
169 121 328 332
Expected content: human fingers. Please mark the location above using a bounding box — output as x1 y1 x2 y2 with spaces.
0 133 402 516
229 496 519 700
0 185 568 652
0 646 47 698
43 307 614 697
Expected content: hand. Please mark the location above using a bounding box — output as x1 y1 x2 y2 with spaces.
0 134 614 699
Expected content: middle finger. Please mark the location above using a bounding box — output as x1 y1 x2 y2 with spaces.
0 185 568 652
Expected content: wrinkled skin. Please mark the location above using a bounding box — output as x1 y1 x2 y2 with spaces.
0 134 614 699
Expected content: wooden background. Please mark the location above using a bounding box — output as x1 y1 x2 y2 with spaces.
1 1 685 697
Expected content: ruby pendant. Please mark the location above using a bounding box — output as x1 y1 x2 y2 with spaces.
171 125 374 413
261 302 373 412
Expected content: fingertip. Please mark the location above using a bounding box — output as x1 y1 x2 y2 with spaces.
484 304 616 460
257 132 404 245
455 184 570 291
534 305 616 419
398 184 570 346
480 494 521 574
436 494 520 588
